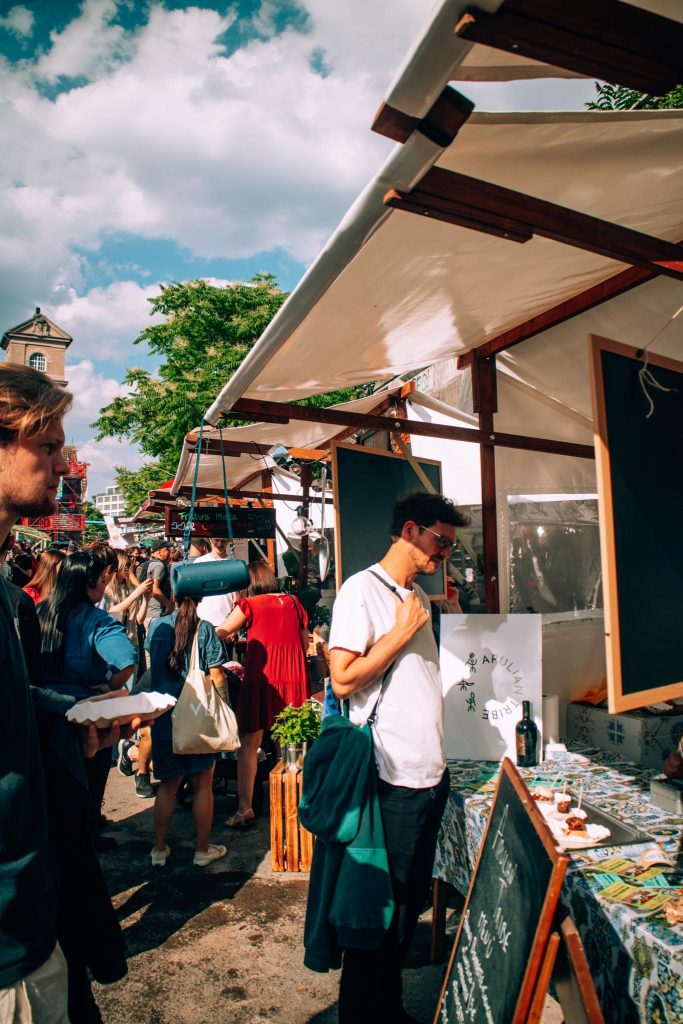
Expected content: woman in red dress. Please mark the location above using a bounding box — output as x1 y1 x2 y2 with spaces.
217 560 308 826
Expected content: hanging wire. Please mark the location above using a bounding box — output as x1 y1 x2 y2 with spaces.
218 424 236 558
636 304 682 419
184 420 204 556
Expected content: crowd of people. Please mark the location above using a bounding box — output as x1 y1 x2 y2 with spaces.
1 360 466 1024
0 362 314 1024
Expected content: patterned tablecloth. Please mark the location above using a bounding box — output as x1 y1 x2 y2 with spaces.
433 747 683 1024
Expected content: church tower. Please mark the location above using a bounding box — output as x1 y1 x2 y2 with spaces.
1 307 72 386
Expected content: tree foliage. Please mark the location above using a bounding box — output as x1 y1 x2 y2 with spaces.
586 82 683 110
95 274 370 512
114 465 170 517
83 501 108 545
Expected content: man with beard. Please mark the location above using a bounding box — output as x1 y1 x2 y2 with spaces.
328 491 467 1024
0 363 136 1023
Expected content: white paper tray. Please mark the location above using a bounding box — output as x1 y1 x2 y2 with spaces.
66 691 176 728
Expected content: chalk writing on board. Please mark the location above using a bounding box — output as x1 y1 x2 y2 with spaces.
442 909 495 1024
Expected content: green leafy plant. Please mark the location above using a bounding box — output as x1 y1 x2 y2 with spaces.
271 700 321 747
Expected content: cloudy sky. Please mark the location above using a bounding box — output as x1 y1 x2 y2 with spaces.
0 0 595 494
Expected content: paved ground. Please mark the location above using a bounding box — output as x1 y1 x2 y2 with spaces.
94 768 562 1024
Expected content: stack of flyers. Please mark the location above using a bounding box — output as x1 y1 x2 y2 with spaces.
597 881 674 914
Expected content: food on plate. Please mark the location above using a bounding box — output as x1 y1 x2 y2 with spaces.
554 792 572 814
564 809 588 832
532 785 554 802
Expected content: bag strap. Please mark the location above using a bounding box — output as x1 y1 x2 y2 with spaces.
363 569 405 726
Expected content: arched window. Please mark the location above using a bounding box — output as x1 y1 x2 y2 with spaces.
29 352 47 372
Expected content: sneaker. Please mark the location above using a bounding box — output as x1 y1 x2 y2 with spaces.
135 773 155 799
151 845 170 867
193 843 227 867
118 740 135 777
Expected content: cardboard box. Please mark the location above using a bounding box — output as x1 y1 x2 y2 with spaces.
566 702 683 769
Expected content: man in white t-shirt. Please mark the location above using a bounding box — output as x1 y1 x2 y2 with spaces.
194 537 235 626
329 491 468 1024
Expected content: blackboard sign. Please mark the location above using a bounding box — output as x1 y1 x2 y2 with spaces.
332 442 446 598
165 506 275 539
589 335 683 713
434 759 567 1024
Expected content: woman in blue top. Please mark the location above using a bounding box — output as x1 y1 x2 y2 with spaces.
38 550 137 845
146 591 228 868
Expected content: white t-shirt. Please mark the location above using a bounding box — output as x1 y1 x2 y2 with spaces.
329 563 445 789
194 551 235 627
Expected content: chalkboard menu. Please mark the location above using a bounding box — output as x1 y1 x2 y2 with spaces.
589 335 683 713
434 759 567 1024
165 506 275 539
332 442 446 598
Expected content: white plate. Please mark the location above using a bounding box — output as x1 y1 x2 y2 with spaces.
66 691 176 728
552 822 612 849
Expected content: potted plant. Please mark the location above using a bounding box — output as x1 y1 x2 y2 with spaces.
271 700 322 771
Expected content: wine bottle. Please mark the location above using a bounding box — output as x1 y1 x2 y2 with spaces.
515 700 538 768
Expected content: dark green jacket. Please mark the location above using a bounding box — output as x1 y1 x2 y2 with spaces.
299 714 394 972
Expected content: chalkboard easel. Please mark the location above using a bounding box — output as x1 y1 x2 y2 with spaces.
589 334 683 712
433 759 568 1024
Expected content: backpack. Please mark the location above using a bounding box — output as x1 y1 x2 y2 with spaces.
137 558 150 582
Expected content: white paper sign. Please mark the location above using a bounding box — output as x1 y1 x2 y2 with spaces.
440 614 542 761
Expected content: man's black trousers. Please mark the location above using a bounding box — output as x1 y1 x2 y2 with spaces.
338 767 450 1023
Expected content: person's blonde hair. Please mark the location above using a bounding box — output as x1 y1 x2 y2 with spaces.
0 363 72 447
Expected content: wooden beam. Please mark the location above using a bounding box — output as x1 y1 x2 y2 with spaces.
456 261 663 367
230 397 595 460
372 85 474 146
167 487 332 505
385 168 683 281
456 0 683 96
185 435 271 456
385 187 532 244
473 355 500 613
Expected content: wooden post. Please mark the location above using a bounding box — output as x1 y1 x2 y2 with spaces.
269 761 286 871
299 461 312 588
298 770 314 871
472 353 500 612
283 769 301 872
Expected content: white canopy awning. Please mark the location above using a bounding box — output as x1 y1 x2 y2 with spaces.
202 0 683 424
204 108 683 420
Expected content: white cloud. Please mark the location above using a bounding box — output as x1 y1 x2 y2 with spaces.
0 0 437 320
0 0 595 352
0 5 34 38
78 436 147 497
46 280 165 362
63 357 128 429
61 359 145 495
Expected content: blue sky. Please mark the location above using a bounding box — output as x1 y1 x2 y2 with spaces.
0 0 595 494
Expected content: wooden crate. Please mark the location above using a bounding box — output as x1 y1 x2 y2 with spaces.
269 760 314 872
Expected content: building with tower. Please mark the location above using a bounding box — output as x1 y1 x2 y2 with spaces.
2 308 87 545
1 306 72 386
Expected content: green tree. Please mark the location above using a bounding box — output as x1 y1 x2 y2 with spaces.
586 82 683 110
114 465 171 517
83 501 108 545
95 274 370 511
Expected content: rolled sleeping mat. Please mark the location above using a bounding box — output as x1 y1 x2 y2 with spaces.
172 558 250 600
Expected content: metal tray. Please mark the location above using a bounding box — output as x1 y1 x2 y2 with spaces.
564 796 652 849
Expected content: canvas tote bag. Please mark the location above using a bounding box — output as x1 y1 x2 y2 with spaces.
172 630 240 754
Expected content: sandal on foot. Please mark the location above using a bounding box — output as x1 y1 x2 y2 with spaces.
225 810 255 828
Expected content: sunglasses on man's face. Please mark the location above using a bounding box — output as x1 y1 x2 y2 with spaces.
418 524 457 552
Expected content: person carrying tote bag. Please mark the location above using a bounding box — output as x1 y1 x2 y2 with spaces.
145 593 236 868
172 628 240 754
